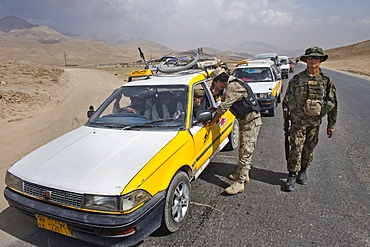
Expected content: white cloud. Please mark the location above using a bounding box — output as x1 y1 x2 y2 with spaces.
329 16 342 23
259 10 293 28
212 0 224 8
197 19 211 29
355 17 370 26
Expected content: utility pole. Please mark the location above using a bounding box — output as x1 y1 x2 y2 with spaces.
64 52 67 67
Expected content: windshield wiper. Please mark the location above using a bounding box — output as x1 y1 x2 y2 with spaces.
101 123 129 128
122 119 183 130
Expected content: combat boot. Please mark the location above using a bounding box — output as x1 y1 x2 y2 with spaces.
285 172 297 191
296 170 308 185
228 172 250 183
225 181 245 195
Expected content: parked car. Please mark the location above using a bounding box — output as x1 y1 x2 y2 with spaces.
233 59 283 116
4 65 239 246
288 58 295 73
278 55 290 79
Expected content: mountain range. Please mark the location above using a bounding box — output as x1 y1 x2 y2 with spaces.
0 15 367 67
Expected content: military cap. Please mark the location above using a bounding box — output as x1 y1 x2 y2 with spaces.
210 67 228 80
300 46 328 62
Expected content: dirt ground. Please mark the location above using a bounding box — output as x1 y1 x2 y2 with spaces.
0 59 368 245
322 56 370 79
0 65 126 245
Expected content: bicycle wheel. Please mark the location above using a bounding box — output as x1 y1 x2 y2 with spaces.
158 51 200 73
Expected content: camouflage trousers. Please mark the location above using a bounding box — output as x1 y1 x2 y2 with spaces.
235 116 262 183
287 123 320 172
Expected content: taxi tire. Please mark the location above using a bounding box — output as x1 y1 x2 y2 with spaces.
160 171 190 233
276 93 281 107
268 104 276 117
224 119 240 151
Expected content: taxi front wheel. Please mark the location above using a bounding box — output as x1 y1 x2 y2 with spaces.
160 171 190 233
224 119 240 151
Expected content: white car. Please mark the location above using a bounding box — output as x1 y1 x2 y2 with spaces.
232 59 283 117
278 55 290 79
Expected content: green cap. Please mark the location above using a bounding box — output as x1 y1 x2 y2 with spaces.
300 46 328 62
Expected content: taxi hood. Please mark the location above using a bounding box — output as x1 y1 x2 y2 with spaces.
247 81 275 94
8 126 177 195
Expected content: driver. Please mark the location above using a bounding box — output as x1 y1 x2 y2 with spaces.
113 94 146 115
261 70 272 81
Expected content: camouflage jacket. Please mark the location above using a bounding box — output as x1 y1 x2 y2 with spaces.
216 76 262 125
283 68 338 128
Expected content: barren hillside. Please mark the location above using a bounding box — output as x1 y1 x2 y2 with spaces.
323 40 370 77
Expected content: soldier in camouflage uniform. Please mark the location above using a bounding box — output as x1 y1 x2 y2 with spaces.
283 46 338 191
204 67 262 195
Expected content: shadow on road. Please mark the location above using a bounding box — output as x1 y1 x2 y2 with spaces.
199 161 287 190
250 166 286 186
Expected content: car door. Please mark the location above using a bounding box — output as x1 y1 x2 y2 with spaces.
189 81 220 176
271 65 283 97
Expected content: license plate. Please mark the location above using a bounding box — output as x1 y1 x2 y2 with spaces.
35 214 72 237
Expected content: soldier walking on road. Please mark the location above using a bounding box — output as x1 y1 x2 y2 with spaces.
283 46 338 191
204 67 262 195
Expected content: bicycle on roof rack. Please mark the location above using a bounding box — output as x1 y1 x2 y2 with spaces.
137 47 221 74
157 50 200 73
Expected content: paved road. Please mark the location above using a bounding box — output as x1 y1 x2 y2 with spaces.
140 66 370 247
2 67 369 246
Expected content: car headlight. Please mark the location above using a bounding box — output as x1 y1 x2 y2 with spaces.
258 92 272 99
258 93 267 99
5 171 23 192
82 190 152 212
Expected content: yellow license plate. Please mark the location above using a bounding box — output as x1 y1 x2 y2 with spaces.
35 214 72 237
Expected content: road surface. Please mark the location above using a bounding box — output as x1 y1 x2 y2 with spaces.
1 67 368 246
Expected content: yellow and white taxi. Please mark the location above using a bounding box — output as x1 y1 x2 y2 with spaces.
4 68 239 246
233 59 283 116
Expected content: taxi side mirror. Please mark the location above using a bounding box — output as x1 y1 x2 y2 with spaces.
195 110 212 123
87 105 95 118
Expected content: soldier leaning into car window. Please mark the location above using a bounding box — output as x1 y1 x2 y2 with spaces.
204 67 262 195
283 46 338 192
209 82 224 110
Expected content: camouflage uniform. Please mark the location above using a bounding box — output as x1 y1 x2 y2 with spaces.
284 69 338 172
216 76 262 183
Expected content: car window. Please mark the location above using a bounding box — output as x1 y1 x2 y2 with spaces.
87 85 188 129
192 83 208 124
233 67 273 82
271 65 279 79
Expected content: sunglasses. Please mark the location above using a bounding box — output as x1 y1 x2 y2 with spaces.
307 56 321 60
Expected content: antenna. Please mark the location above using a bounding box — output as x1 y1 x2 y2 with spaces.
138 47 146 64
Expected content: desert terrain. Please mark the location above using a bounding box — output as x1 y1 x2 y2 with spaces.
1 39 370 126
0 38 369 245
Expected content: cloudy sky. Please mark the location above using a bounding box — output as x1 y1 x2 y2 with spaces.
0 0 369 51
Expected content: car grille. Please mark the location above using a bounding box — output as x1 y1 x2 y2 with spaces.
23 181 83 208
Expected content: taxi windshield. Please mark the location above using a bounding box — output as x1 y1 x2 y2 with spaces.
87 85 188 130
233 67 273 82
